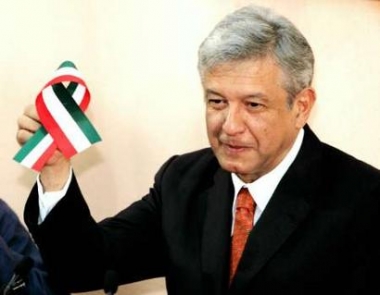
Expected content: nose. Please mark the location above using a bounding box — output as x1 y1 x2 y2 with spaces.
222 105 245 135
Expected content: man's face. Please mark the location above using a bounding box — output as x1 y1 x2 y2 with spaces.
203 57 313 183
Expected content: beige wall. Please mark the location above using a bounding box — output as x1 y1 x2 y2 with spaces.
0 0 379 294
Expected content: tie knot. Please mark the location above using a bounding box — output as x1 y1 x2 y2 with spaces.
236 188 255 212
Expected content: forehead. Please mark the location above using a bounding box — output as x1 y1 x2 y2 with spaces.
202 57 286 96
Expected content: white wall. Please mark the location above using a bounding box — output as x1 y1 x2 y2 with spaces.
0 0 379 294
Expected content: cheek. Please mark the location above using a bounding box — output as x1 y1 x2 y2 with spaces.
245 117 267 137
245 118 276 150
206 112 224 134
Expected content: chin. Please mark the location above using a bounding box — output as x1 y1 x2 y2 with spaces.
219 160 243 174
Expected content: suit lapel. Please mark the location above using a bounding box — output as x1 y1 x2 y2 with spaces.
201 168 234 295
229 125 324 294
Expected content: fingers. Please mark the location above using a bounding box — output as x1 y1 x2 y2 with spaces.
18 104 40 129
16 104 41 146
16 129 34 146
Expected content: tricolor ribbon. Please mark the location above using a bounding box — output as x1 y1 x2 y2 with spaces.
14 61 101 171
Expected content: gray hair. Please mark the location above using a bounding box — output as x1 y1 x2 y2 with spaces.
198 5 314 104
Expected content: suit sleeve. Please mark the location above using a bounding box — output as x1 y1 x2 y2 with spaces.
24 156 177 293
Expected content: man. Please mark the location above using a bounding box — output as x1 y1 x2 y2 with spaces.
16 4 380 295
0 199 60 295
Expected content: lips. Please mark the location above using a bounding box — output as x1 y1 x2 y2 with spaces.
222 139 248 148
221 141 250 154
226 143 245 149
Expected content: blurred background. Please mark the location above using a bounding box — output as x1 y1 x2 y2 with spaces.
0 0 379 294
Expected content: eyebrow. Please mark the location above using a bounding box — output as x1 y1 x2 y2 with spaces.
204 89 268 100
204 89 222 97
245 93 268 100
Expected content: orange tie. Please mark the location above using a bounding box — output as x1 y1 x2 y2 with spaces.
229 187 256 284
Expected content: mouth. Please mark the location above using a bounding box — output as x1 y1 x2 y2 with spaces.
222 142 249 154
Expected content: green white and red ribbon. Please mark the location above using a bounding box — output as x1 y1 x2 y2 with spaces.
14 61 101 171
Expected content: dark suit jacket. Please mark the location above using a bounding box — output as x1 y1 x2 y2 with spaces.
24 125 380 294
0 199 59 295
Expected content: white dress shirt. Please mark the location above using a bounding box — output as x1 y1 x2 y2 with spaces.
37 168 73 224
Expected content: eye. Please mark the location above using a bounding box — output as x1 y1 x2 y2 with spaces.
207 98 227 110
247 101 263 109
248 102 261 108
246 101 264 111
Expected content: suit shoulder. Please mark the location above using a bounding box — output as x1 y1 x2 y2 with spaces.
174 148 217 166
160 148 218 174
322 143 380 183
154 148 220 184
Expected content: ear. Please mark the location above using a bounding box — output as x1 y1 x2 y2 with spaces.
293 87 316 129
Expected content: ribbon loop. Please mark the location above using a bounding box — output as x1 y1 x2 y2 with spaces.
14 61 101 171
